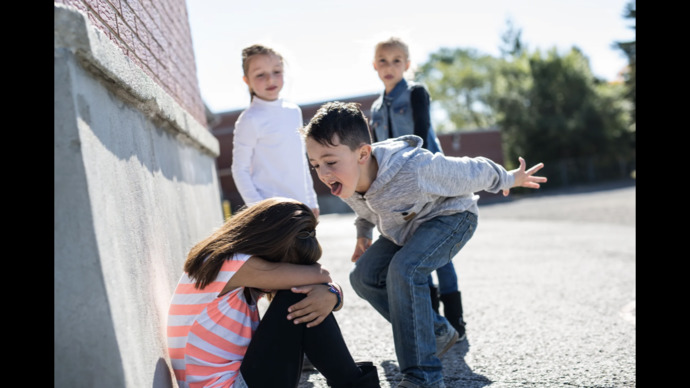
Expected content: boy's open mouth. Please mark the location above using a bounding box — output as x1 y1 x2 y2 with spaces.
330 181 342 196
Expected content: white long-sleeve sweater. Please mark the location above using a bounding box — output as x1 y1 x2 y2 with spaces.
231 97 319 210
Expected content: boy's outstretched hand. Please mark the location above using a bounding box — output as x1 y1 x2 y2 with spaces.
503 156 547 196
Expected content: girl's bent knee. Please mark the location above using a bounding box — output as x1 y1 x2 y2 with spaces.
271 289 305 307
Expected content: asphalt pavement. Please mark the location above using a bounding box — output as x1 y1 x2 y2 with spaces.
296 181 636 388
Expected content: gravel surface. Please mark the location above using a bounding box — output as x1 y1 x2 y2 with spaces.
297 181 636 388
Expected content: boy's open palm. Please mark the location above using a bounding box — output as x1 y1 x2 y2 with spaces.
503 156 547 196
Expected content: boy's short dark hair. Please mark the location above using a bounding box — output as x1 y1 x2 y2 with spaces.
301 101 373 150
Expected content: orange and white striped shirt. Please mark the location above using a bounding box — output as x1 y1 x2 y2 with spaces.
167 253 260 388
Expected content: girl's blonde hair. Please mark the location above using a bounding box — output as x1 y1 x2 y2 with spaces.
184 197 321 289
241 44 284 101
374 37 410 61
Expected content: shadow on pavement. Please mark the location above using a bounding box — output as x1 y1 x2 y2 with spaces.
298 340 492 387
442 340 492 387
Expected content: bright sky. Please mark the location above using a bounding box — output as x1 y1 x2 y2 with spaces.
187 0 635 114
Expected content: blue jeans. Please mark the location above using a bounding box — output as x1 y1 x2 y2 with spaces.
350 211 478 387
429 261 459 295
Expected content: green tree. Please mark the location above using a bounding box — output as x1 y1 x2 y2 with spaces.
492 47 633 184
416 48 498 132
418 17 634 186
498 17 526 59
614 1 635 125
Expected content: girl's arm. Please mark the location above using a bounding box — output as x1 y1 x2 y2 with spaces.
410 85 432 150
223 256 332 292
222 256 336 328
231 115 264 204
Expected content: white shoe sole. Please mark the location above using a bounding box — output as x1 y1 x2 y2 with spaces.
436 329 459 358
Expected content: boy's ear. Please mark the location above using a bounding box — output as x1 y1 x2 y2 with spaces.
358 144 372 164
404 60 411 71
372 61 378 71
242 76 249 86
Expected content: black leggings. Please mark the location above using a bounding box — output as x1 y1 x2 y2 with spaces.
239 289 362 387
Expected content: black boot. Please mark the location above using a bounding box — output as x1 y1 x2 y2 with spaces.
430 285 440 314
440 291 466 341
327 361 380 388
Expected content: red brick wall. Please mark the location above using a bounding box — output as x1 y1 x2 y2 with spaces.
56 0 207 127
440 130 504 163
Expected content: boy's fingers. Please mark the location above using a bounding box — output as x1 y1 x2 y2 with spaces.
527 175 547 183
517 157 525 170
527 163 545 174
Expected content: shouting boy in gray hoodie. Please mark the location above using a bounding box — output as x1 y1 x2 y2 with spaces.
301 101 546 388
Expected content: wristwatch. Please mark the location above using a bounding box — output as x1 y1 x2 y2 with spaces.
323 283 342 310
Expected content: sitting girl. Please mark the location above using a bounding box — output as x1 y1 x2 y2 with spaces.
167 197 379 387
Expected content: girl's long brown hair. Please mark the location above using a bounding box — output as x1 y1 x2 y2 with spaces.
184 197 322 289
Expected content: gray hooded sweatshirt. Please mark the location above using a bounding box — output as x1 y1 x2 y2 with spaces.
343 135 515 246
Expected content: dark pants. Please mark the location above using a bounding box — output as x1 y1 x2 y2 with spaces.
239 290 361 387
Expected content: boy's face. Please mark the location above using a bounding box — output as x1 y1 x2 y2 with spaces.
373 46 410 93
305 135 371 199
243 53 284 101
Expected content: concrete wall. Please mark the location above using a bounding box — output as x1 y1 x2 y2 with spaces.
54 3 222 388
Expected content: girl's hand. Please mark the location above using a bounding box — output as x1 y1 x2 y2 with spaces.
351 237 372 262
287 283 338 327
503 156 548 196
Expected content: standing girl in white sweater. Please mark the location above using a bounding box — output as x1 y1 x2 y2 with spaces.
231 44 320 217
